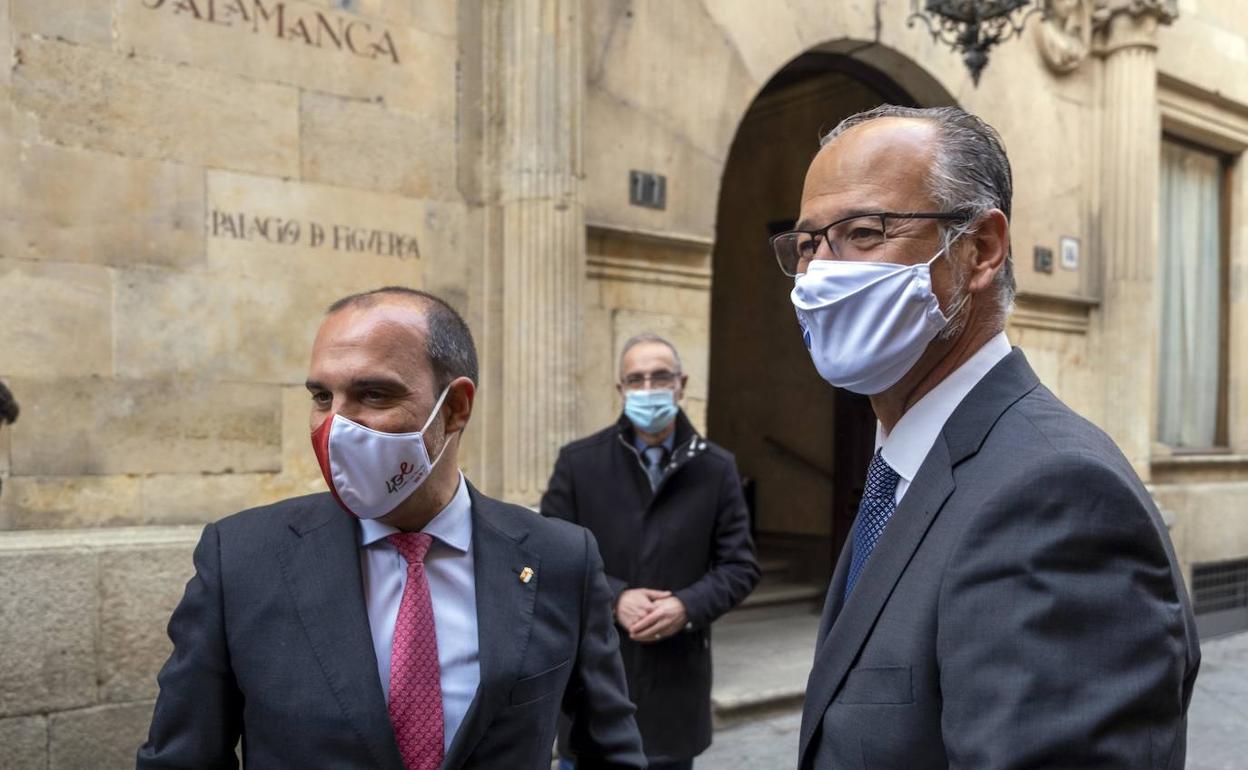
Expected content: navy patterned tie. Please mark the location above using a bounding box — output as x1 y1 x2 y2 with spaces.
844 451 900 600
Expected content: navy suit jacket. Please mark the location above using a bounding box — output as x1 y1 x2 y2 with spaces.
137 483 645 770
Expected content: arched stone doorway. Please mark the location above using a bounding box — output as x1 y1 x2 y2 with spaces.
707 48 955 590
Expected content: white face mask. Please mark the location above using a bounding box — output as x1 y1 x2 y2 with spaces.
311 386 454 520
791 251 954 395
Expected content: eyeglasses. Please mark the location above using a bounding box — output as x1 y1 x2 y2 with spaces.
620 370 681 390
770 211 969 277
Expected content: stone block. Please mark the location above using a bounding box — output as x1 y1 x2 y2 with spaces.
98 543 195 702
48 701 155 770
0 143 204 269
329 0 457 36
12 35 299 177
280 385 325 490
0 544 98 716
611 309 710 402
140 471 307 526
114 172 465 384
0 714 47 770
0 259 113 378
0 2 11 89
8 377 282 476
0 475 143 530
12 0 114 47
116 0 457 115
1170 482 1248 566
300 91 457 200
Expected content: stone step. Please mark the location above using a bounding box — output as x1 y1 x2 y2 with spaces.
756 556 792 579
741 581 825 607
711 610 819 726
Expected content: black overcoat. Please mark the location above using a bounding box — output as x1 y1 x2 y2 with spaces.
541 411 761 762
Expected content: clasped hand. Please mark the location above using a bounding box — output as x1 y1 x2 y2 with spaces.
615 588 688 643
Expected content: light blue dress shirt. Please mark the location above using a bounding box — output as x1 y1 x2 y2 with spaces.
358 472 480 754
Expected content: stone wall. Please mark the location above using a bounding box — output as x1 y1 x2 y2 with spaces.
0 0 469 531
0 528 196 770
0 1 469 762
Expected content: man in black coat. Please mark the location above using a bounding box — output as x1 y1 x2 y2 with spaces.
542 333 761 769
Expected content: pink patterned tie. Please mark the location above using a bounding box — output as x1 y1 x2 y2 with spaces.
387 532 444 770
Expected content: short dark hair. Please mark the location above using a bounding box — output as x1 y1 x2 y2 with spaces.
327 286 479 388
0 380 18 425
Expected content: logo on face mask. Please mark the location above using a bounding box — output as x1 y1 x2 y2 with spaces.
311 385 453 519
385 461 425 495
790 250 954 395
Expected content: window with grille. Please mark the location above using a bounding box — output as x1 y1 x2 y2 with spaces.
1192 558 1248 638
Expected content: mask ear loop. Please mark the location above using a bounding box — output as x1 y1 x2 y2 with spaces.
421 383 460 472
926 244 974 323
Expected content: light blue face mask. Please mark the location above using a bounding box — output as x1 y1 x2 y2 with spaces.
624 389 678 434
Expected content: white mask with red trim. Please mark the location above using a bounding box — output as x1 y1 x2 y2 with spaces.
311 385 454 520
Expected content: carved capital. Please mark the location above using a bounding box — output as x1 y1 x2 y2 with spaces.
1093 0 1179 33
1092 0 1177 55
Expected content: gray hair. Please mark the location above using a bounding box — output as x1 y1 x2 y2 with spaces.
618 333 683 375
821 105 1016 323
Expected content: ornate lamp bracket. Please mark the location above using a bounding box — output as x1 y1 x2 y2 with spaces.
908 0 1042 85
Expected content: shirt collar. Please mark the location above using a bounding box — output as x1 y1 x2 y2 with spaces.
358 471 473 552
633 431 675 456
877 332 1012 485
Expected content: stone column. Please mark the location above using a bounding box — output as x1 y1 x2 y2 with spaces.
494 0 585 505
1093 0 1177 479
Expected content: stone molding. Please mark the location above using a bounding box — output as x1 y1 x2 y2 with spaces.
1010 290 1097 334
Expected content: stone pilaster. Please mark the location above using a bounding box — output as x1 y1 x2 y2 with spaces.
493 0 585 505
1093 0 1177 479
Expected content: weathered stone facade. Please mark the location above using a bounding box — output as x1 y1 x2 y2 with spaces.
2 0 1246 763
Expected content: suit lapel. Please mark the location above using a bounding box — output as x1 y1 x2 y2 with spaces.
443 486 540 770
797 349 1042 766
798 439 955 765
276 495 404 770
814 533 854 656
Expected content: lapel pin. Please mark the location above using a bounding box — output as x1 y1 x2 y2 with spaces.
519 566 534 584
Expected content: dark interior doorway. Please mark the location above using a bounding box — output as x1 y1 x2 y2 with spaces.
707 53 919 587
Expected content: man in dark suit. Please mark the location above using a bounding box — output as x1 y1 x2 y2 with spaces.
542 333 760 769
776 106 1200 768
138 286 645 770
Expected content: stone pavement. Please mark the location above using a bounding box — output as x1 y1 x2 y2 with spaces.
698 618 1248 769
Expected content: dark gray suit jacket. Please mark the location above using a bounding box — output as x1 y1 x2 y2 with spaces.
799 350 1200 770
137 484 646 770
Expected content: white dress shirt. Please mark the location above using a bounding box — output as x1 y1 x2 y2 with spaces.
877 333 1012 504
359 472 480 754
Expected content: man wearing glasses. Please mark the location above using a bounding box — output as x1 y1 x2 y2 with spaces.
785 106 1198 769
542 333 760 769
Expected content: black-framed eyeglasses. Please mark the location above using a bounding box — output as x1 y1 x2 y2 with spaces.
770 211 970 277
620 369 681 391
